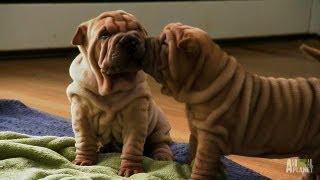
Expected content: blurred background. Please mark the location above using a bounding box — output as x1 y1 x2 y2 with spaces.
0 1 320 179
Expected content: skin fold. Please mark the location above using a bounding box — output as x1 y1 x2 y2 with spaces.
66 11 173 177
112 23 320 180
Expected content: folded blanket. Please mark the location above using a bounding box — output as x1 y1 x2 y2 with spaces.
0 131 195 179
0 100 268 179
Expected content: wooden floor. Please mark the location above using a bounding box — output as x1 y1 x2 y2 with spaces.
1 38 320 179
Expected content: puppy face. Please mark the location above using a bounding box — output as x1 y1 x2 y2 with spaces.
142 23 213 96
159 23 204 84
72 10 147 95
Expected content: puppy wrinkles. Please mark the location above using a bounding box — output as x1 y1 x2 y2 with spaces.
186 53 320 156
142 23 320 178
68 11 172 176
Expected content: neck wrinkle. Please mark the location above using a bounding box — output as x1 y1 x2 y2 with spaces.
178 55 239 104
175 44 232 103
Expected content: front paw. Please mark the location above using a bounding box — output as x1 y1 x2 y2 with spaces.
153 152 173 161
73 156 97 166
118 166 143 177
190 167 226 180
190 174 212 180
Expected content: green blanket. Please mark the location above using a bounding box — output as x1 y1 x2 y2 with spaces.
0 131 192 180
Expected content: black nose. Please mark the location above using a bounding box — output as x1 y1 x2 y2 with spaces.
119 35 140 54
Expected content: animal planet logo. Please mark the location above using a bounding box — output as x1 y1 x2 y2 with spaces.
286 159 313 173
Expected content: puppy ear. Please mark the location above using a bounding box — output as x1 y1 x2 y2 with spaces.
178 37 200 57
71 24 87 46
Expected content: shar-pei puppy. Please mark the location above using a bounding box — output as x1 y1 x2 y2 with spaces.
66 11 173 177
109 23 320 179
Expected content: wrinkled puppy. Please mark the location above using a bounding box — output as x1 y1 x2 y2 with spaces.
112 23 320 179
66 11 173 177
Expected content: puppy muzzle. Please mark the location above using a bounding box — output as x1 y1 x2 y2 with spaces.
106 31 145 75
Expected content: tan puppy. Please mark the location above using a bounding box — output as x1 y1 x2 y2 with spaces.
111 23 320 179
66 11 173 177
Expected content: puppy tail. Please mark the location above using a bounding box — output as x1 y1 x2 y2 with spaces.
300 44 320 62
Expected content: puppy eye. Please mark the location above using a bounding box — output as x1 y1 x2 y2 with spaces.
99 30 112 39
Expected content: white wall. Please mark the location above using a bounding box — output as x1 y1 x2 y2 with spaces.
310 0 320 34
0 0 314 51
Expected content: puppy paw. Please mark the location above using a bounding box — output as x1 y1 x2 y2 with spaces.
153 152 173 161
118 166 143 177
73 156 96 166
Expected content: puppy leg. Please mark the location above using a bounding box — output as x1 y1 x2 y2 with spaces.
71 95 98 166
147 115 173 161
148 131 173 161
144 134 173 161
118 98 150 177
191 130 224 180
151 143 173 161
144 139 173 161
187 132 198 164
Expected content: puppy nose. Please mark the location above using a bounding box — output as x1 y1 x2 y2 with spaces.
119 35 140 54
